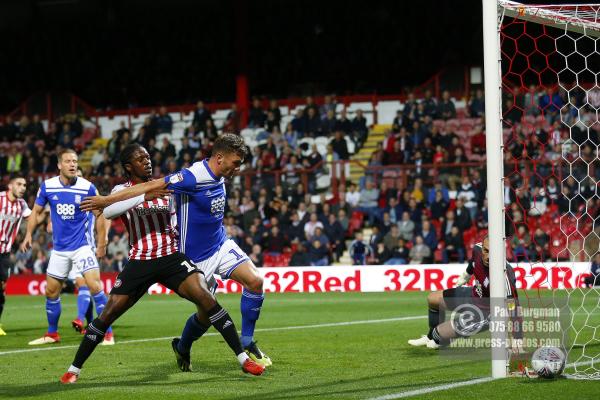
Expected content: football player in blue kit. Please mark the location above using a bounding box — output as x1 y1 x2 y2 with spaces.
81 134 272 369
21 149 114 345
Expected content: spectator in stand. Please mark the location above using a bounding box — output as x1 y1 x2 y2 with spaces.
469 89 485 118
476 198 489 229
369 225 384 249
385 238 409 265
349 232 371 265
378 212 394 235
291 108 307 137
248 97 266 128
203 118 219 141
442 226 466 263
457 176 478 220
511 225 531 261
331 130 349 161
374 242 392 265
437 90 457 120
155 106 173 133
289 243 310 266
417 220 437 253
107 234 128 259
332 192 351 216
335 109 353 136
504 99 522 125
337 209 349 233
308 239 329 266
346 182 361 209
312 227 330 248
320 95 336 118
409 236 432 264
454 198 472 231
268 99 282 126
324 213 345 262
384 197 403 224
192 100 212 131
422 90 438 118
283 123 298 149
584 252 600 288
321 110 338 136
263 225 289 255
384 225 401 251
223 103 241 133
265 111 280 133
352 109 368 148
159 136 176 160
532 227 550 261
357 180 380 226
398 211 415 241
539 87 564 124
249 244 264 268
305 107 322 137
304 213 324 241
470 128 486 155
110 252 127 273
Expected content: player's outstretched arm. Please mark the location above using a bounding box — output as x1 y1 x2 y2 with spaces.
80 179 170 211
21 204 45 252
94 210 109 258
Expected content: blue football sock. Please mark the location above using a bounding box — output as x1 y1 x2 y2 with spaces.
177 313 209 354
240 289 264 348
76 286 91 322
92 292 112 334
46 297 61 333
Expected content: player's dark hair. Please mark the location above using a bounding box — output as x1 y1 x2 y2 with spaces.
120 143 144 178
212 133 248 160
8 173 25 182
58 148 77 162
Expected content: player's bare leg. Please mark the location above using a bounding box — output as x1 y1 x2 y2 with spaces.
229 261 272 367
408 290 447 348
71 275 94 335
172 273 264 375
29 276 63 345
83 268 114 345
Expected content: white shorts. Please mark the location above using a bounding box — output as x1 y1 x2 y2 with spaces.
47 245 99 281
67 268 84 282
193 239 250 285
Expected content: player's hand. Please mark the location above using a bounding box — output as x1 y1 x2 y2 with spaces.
80 195 108 212
20 234 33 252
96 244 107 259
144 188 172 201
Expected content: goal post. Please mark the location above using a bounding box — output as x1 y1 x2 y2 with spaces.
486 0 600 380
482 0 507 380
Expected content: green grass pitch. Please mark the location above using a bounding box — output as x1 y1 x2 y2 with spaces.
0 291 599 399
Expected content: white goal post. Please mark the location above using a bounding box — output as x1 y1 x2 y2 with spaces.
485 1 600 379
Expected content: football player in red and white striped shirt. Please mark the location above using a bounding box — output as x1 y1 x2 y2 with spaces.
60 143 263 383
0 175 32 335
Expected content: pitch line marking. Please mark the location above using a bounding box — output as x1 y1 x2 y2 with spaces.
365 359 595 399
0 315 426 356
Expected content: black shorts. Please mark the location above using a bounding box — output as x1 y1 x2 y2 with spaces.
0 253 10 282
110 252 201 299
442 287 477 311
443 287 490 336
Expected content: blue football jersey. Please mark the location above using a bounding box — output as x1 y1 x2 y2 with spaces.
165 159 227 262
35 176 98 251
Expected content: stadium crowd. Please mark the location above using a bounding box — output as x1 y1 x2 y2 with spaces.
1 85 599 274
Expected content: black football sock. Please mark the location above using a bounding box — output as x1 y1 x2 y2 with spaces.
71 318 108 369
0 285 5 321
207 304 244 356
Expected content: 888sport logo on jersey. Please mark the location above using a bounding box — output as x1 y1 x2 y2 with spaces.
56 203 76 220
210 196 226 217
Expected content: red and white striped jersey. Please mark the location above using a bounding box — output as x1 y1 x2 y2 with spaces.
112 182 178 260
0 191 32 254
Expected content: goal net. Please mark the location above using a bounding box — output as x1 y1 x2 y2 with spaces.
496 1 600 379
